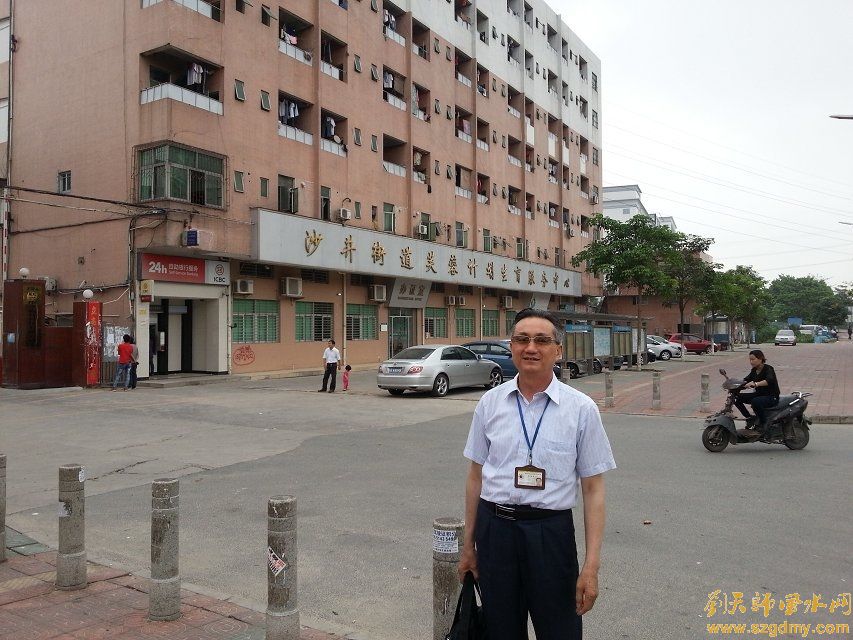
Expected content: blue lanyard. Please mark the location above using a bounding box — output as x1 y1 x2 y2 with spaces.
515 392 551 466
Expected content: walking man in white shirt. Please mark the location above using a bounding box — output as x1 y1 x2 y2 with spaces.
319 339 342 393
458 308 616 639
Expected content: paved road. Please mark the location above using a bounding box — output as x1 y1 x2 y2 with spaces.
2 353 851 639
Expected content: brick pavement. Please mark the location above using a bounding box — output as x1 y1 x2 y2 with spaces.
1 529 345 640
582 341 853 421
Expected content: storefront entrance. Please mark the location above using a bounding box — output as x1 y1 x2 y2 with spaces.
148 298 195 375
388 308 414 357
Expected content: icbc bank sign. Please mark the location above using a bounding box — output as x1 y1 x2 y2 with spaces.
139 253 230 285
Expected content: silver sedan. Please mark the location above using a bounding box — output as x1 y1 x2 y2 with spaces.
377 345 504 397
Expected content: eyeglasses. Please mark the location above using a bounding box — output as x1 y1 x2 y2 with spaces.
510 335 559 346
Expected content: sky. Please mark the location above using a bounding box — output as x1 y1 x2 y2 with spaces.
557 0 853 288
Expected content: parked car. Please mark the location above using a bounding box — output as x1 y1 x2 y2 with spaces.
377 345 503 397
774 329 797 346
647 335 685 357
463 340 574 378
665 333 718 354
646 336 683 360
798 324 821 336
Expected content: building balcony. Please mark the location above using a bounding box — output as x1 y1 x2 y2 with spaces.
548 219 560 228
383 160 407 177
525 162 533 173
384 91 406 111
384 26 406 46
580 190 589 200
562 143 571 159
507 105 521 118
279 40 313 65
413 107 428 121
548 132 557 157
456 129 472 143
579 154 588 175
320 138 346 156
412 42 428 59
508 155 522 167
525 209 534 219
507 57 520 69
477 193 489 204
476 139 489 152
278 123 313 145
321 61 343 80
455 186 473 199
525 120 535 143
413 170 427 184
548 175 557 184
508 205 521 216
456 72 472 88
140 83 223 115
143 0 221 21
328 0 348 8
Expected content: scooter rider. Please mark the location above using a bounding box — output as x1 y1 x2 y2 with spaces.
733 350 780 433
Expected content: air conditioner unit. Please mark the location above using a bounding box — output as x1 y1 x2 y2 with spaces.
457 295 467 307
369 284 387 302
445 295 457 306
591 194 599 204
499 296 513 309
417 223 430 237
234 279 254 295
339 207 353 221
281 277 303 298
39 276 57 292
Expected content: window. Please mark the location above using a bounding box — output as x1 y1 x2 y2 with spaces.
353 128 362 145
592 148 599 166
456 308 474 338
300 268 329 283
239 262 274 277
0 20 8 63
482 309 499 337
346 304 378 340
383 203 395 232
354 55 362 73
424 307 448 338
55 170 72 194
516 237 525 259
371 135 378 152
321 186 331 221
278 175 298 212
591 72 598 91
235 79 246 101
233 299 280 343
483 228 492 253
261 5 273 25
233 171 244 192
260 90 271 111
505 310 517 335
260 177 269 197
455 222 467 248
295 301 333 341
592 110 599 129
370 64 379 81
354 201 361 219
138 145 224 207
236 0 246 12
622 208 630 215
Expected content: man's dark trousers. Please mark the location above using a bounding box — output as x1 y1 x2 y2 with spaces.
475 500 582 639
321 363 337 391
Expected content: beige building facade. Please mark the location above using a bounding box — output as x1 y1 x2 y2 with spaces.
0 0 603 378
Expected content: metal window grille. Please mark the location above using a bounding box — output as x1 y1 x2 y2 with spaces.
295 301 334 341
232 299 280 343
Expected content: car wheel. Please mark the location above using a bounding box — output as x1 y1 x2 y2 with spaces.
486 368 503 388
704 346 712 354
660 350 671 361
388 389 405 396
432 373 449 397
568 363 580 379
774 343 779 346
592 360 602 374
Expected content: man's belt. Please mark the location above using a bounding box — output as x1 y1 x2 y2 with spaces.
480 499 570 521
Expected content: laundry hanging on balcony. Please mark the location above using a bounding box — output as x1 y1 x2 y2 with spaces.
186 63 206 90
322 116 336 138
383 70 394 90
279 99 299 124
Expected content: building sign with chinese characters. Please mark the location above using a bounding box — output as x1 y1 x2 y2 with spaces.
389 279 431 308
252 210 582 296
138 253 230 285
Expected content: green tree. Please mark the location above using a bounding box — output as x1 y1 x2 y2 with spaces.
695 268 739 345
573 214 682 368
726 266 770 346
664 235 716 334
768 275 847 327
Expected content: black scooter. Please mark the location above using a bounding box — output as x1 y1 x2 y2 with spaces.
701 369 812 452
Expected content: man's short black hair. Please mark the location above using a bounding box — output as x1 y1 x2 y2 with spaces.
510 308 564 343
328 339 336 345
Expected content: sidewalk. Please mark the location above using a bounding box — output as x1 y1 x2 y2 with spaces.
1 527 343 640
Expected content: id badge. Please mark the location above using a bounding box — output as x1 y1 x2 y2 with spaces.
514 465 546 490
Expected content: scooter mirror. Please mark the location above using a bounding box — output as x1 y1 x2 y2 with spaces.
719 368 727 376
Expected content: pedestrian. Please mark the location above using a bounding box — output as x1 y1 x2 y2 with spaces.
342 364 352 391
128 336 139 390
318 339 341 393
848 325 852 341
458 308 616 639
112 334 134 391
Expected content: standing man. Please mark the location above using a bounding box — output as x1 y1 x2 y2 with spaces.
319 339 342 393
112 334 135 391
459 308 616 639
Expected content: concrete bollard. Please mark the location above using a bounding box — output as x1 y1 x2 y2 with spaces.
604 372 614 408
700 373 710 412
1 454 6 563
266 496 298 640
652 372 661 410
149 478 180 621
56 464 87 590
433 517 464 640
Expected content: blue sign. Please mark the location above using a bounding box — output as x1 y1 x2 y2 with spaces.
613 325 631 333
565 323 591 333
787 317 803 327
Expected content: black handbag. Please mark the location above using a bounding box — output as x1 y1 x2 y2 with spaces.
445 572 488 640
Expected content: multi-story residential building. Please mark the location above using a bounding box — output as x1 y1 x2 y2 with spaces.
0 0 602 378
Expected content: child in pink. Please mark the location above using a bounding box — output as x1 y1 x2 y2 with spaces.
342 364 351 391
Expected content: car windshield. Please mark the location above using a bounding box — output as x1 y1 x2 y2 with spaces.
391 347 435 360
777 330 794 336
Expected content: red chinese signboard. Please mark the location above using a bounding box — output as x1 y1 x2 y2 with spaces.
139 253 207 284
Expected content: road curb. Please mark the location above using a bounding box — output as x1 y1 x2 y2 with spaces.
810 415 853 424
